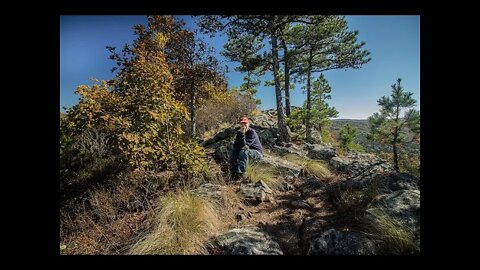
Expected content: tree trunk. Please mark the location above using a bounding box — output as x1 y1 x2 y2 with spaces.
305 51 312 143
281 38 291 117
271 19 290 143
392 106 400 171
392 140 399 172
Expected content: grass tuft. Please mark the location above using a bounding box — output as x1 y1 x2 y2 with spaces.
128 190 222 254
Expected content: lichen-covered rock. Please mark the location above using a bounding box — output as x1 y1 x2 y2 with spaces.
366 189 420 245
237 181 274 205
330 156 351 173
305 144 337 161
216 227 283 255
307 229 376 255
192 183 226 201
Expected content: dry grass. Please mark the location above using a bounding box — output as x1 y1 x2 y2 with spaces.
202 122 232 140
333 180 380 227
302 160 333 181
362 211 419 254
281 153 308 167
244 163 284 191
60 202 155 255
128 190 222 255
60 170 168 255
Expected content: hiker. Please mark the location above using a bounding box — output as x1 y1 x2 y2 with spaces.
229 117 263 179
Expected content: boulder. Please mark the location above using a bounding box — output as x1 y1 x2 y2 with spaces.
344 152 393 178
259 154 302 177
250 114 276 129
256 128 277 148
213 142 234 164
237 181 274 205
307 229 376 255
216 227 283 255
309 129 322 144
192 183 226 201
305 144 337 161
330 156 351 173
366 189 420 245
201 127 237 147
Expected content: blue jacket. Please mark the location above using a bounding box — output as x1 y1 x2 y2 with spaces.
233 128 263 153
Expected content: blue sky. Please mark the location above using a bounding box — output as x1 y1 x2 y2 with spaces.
60 15 420 119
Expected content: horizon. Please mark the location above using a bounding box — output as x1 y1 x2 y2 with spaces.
60 15 420 119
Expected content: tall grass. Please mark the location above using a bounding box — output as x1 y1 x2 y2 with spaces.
244 163 283 190
333 179 379 226
128 190 222 254
281 153 307 167
302 160 333 181
362 211 419 254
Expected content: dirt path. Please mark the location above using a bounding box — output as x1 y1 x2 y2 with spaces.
233 173 336 255
205 143 341 254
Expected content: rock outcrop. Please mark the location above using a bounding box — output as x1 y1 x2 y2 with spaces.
215 227 283 255
237 180 274 205
203 110 420 255
304 143 337 161
307 229 376 255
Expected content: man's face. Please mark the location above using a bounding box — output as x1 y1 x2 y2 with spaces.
240 122 249 130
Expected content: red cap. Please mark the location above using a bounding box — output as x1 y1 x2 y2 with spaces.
239 117 249 123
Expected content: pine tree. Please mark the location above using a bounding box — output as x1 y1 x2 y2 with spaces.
368 78 420 172
222 33 265 105
308 74 338 136
292 16 371 143
198 15 295 142
339 123 357 151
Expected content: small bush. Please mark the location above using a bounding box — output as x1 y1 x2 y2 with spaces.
60 170 170 255
320 128 333 144
74 129 111 158
128 190 222 254
196 90 257 137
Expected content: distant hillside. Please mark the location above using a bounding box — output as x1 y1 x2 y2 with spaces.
330 119 372 151
330 119 419 154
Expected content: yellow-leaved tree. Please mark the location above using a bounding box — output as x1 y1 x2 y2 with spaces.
65 32 208 180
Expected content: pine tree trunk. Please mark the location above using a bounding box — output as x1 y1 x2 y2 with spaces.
305 52 312 143
393 140 399 172
271 19 290 143
393 106 400 171
282 39 291 117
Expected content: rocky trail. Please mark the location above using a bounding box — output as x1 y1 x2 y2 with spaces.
196 112 420 255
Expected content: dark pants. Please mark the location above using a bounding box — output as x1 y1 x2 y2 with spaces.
229 149 263 174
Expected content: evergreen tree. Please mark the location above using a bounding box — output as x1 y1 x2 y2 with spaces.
308 74 338 136
368 78 420 171
292 16 371 143
339 123 357 151
198 15 300 142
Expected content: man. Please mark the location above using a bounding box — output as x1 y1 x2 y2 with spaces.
229 117 263 179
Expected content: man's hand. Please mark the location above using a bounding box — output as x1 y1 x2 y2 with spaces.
242 145 249 150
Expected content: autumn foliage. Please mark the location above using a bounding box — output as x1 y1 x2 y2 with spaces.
64 32 207 178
